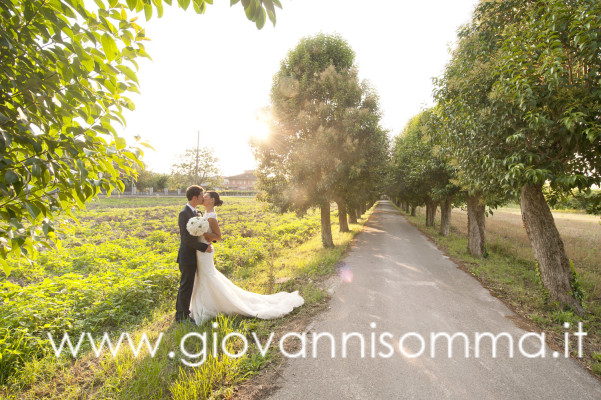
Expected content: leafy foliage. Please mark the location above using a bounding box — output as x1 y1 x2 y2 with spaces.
491 0 601 194
434 0 601 198
252 33 388 234
0 0 285 274
389 109 458 207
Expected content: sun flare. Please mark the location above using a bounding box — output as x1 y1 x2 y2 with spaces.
249 107 272 141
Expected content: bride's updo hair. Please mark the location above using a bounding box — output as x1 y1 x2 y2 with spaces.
207 191 223 207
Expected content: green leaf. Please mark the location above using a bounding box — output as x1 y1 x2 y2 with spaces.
115 137 126 150
245 0 257 20
0 258 11 278
152 0 164 17
144 4 152 20
81 58 95 72
101 33 119 62
126 0 138 10
25 202 41 221
5 170 19 185
178 0 191 11
230 0 240 5
264 0 276 25
193 0 206 13
255 7 266 29
266 9 275 25
116 65 139 83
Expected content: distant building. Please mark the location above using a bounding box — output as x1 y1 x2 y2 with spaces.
223 170 257 190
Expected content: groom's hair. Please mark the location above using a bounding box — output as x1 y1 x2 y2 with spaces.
186 185 203 200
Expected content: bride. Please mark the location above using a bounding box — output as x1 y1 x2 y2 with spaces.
189 191 304 325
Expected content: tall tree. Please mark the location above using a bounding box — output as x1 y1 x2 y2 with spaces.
433 0 522 256
0 0 284 274
489 0 601 313
252 33 387 247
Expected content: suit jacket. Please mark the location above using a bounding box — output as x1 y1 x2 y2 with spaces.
177 205 209 265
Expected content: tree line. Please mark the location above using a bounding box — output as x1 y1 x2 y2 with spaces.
388 0 601 314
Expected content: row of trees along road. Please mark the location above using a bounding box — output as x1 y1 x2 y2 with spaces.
252 33 389 248
391 0 601 314
390 109 460 237
0 0 284 275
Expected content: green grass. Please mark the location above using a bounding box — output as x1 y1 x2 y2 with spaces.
1 197 374 399
397 204 601 378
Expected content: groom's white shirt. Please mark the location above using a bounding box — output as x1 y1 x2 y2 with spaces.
186 203 197 215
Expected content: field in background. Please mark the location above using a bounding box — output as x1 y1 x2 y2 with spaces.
406 206 601 376
450 207 601 302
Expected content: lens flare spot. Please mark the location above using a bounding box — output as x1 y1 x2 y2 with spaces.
337 263 354 283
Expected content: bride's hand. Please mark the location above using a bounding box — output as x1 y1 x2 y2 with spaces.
206 244 213 253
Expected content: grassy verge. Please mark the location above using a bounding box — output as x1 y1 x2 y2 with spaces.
2 205 374 399
396 205 601 379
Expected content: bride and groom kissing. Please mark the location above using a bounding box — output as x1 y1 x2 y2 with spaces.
174 185 304 325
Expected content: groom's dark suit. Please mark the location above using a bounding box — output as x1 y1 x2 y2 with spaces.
175 205 210 322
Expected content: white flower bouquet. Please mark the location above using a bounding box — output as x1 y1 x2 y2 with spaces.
186 216 210 237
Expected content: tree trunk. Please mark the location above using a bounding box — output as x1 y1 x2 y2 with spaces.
439 196 452 236
321 202 334 248
349 206 357 224
520 184 584 314
466 194 486 257
411 206 416 216
425 198 437 227
336 201 350 233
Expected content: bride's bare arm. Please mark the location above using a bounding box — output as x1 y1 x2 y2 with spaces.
203 218 222 242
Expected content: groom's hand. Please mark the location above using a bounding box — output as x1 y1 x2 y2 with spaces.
206 244 213 253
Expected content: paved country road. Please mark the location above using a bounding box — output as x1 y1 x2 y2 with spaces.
267 200 601 399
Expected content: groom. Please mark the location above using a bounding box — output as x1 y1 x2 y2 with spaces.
175 185 213 323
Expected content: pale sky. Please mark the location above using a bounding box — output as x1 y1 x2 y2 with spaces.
119 0 479 176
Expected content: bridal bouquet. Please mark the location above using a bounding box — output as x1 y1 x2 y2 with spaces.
187 216 210 237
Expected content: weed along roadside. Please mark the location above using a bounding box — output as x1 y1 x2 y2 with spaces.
394 204 601 381
0 197 376 399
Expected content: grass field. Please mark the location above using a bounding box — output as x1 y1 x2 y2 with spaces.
401 205 601 377
0 196 373 398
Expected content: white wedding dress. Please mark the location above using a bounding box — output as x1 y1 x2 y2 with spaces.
189 211 304 325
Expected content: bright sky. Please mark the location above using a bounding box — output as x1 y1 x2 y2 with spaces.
119 0 479 176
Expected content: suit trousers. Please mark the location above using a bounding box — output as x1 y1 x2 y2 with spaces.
175 262 197 321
